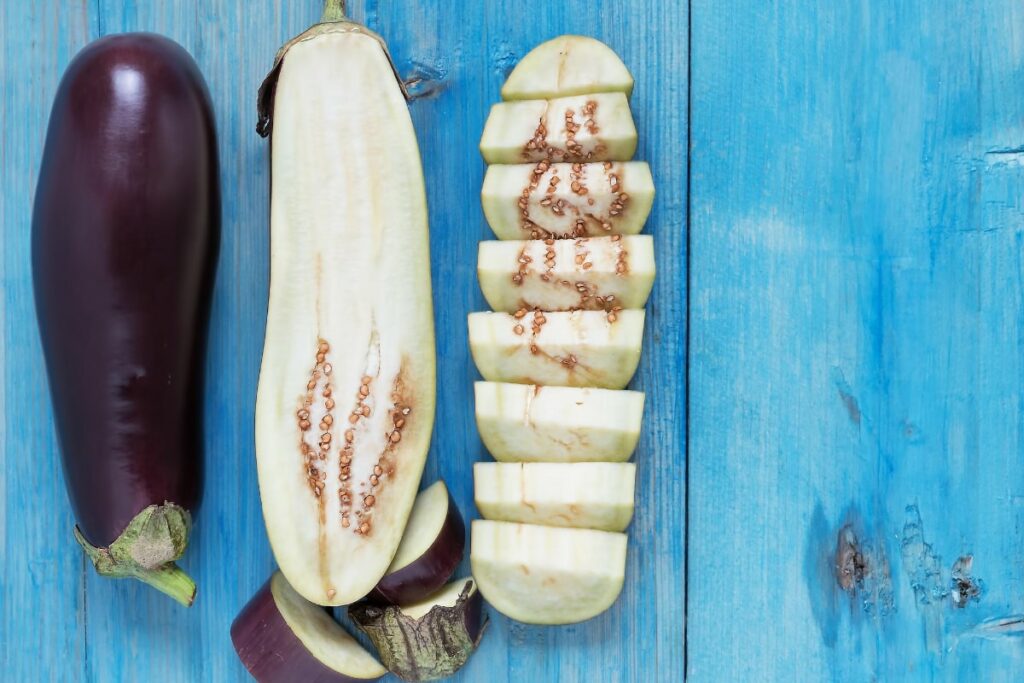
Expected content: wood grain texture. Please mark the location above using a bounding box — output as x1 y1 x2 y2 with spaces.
0 1 686 681
688 1 1024 681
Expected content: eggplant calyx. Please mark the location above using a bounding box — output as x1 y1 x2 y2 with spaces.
73 503 196 607
349 581 487 681
320 0 347 23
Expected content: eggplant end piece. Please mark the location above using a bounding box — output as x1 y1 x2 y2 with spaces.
74 503 196 606
349 579 487 681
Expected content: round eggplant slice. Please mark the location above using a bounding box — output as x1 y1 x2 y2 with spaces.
350 577 487 682
231 571 386 683
367 480 465 605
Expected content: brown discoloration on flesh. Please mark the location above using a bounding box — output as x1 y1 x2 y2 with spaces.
295 339 335 595
297 339 333 500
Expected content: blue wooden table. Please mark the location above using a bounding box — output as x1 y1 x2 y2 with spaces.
1 1 1020 681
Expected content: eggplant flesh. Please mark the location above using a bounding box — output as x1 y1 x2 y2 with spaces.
475 382 645 463
255 14 435 606
32 33 219 605
500 35 634 100
474 462 636 532
471 521 627 625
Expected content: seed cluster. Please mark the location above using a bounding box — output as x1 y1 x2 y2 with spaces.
516 160 632 240
507 235 631 312
297 340 334 499
520 100 605 163
614 234 630 275
574 237 593 271
337 373 377 531
518 161 552 240
512 245 531 285
604 162 631 221
352 382 412 536
294 342 415 538
541 238 558 281
563 105 585 158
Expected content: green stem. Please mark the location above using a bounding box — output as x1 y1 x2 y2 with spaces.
126 560 196 607
74 503 196 607
321 0 346 22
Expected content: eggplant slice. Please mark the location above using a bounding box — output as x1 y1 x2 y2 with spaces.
232 571 386 683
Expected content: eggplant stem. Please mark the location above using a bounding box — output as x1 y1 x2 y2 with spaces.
321 0 346 22
73 503 196 607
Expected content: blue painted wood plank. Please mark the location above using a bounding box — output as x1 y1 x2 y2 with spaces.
688 1 1024 681
1 1 685 681
0 2 91 681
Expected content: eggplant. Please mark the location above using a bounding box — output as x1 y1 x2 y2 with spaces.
32 33 219 605
232 572 386 683
367 480 465 605
254 0 435 606
349 577 487 681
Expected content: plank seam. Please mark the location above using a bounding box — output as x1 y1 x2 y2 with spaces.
683 0 692 680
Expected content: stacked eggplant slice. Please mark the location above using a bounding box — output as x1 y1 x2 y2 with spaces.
470 36 655 625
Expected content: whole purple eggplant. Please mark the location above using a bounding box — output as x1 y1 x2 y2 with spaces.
32 34 219 605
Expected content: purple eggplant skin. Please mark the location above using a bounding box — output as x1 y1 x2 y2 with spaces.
366 491 466 605
32 33 219 605
232 577 383 683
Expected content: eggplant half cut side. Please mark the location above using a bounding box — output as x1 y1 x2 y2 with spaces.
254 1 436 606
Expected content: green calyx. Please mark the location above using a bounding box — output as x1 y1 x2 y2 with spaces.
349 583 488 681
74 503 196 607
321 0 347 23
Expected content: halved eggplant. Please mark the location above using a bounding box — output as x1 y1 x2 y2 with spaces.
231 571 386 683
255 6 435 606
482 161 654 240
475 382 644 462
350 577 487 681
480 93 637 164
468 309 644 389
474 462 636 532
471 521 627 624
366 480 465 605
478 235 655 313
500 35 634 101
